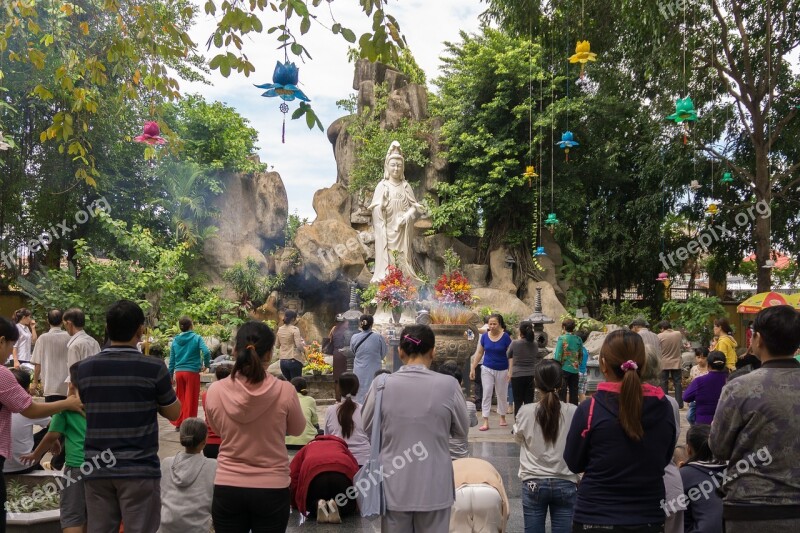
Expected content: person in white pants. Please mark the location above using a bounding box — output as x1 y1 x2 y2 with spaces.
450 458 509 532
469 314 513 431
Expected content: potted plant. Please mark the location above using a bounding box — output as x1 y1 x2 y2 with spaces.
357 284 379 314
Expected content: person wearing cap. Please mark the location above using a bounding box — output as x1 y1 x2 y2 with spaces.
682 351 728 425
629 318 661 360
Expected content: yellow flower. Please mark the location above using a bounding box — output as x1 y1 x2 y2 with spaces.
569 40 597 64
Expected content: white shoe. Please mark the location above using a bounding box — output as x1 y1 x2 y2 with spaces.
316 499 341 523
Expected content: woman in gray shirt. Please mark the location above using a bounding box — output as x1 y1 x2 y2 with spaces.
362 324 470 533
350 314 387 404
508 321 541 416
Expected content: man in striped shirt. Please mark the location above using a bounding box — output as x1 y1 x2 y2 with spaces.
75 300 180 533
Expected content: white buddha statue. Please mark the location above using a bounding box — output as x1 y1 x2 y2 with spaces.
369 141 426 283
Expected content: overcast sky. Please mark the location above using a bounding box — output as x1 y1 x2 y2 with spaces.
183 1 485 220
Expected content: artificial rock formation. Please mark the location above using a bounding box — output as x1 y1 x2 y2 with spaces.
202 169 288 280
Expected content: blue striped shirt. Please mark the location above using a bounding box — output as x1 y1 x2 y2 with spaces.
75 346 177 479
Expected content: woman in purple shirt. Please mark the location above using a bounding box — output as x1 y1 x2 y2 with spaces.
469 314 512 431
683 351 728 425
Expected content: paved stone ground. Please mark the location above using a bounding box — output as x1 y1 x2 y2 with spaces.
156 402 690 533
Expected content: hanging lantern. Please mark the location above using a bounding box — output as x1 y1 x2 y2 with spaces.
557 131 579 162
544 213 560 228
255 61 311 143
568 40 598 79
706 203 718 216
721 171 733 185
656 272 669 282
134 121 166 145
689 180 701 191
666 97 698 144
535 246 547 256
524 165 538 186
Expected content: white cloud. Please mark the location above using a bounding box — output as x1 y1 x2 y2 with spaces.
184 1 483 221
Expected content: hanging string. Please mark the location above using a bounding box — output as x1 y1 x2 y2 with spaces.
528 37 533 174
682 0 687 97
766 1 772 262
565 34 570 131
551 26 556 214
539 55 544 247
280 7 289 143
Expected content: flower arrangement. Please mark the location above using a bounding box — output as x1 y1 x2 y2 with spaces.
303 343 332 375
434 270 476 307
376 265 418 310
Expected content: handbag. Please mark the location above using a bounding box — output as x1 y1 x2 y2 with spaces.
354 372 388 517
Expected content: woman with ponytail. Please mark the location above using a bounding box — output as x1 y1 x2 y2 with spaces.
507 320 541 416
276 309 307 380
9 308 36 369
323 372 370 465
205 320 306 532
514 360 578 533
564 329 676 532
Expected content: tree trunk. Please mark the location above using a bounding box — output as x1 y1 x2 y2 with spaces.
754 146 772 292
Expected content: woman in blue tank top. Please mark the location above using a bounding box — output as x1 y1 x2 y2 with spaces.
469 314 512 430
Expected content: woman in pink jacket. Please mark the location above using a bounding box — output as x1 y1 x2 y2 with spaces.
205 321 306 532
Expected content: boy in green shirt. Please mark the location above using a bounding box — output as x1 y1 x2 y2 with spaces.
21 363 92 533
553 319 583 406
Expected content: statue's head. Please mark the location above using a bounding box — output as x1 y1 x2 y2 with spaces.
383 140 405 181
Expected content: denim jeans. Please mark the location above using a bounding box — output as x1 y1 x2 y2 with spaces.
522 478 577 533
280 359 304 380
687 401 696 425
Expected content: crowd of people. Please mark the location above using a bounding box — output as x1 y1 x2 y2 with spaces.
1 299 799 533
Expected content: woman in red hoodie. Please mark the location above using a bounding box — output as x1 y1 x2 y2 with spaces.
205 321 306 533
289 434 359 521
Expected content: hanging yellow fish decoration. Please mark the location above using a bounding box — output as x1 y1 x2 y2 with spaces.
569 40 597 79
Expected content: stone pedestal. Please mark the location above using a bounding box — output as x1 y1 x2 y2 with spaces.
304 374 336 401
